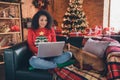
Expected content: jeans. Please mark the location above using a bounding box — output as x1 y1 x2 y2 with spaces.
29 51 72 69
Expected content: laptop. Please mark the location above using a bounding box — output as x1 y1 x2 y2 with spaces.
37 41 65 58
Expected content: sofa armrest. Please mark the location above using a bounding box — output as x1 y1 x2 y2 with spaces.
106 52 120 80
4 41 33 80
4 49 15 80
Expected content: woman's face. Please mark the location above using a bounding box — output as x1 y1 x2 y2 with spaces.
39 15 48 28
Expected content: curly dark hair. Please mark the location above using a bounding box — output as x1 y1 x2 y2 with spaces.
31 10 53 29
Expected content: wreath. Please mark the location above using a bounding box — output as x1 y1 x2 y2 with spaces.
32 0 49 9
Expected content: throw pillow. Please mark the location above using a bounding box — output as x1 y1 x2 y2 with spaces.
83 38 110 58
82 37 102 46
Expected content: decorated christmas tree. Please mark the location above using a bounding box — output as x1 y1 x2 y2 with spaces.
62 0 88 35
35 31 48 47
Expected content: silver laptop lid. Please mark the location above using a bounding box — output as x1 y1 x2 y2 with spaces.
37 41 65 58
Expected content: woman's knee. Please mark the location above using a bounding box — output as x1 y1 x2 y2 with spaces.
64 51 73 58
53 51 72 64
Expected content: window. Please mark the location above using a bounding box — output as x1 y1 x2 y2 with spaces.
110 0 120 32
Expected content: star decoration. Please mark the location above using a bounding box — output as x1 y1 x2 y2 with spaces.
39 31 44 35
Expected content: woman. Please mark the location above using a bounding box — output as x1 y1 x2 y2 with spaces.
27 10 72 69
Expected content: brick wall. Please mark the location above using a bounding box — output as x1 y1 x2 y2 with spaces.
83 0 104 28
21 0 38 18
48 0 69 27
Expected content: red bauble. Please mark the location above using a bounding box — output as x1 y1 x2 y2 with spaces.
11 25 20 31
14 26 20 31
10 27 14 31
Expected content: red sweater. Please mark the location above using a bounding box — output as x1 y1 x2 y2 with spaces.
27 27 56 55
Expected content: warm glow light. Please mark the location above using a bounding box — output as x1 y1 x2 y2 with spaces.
110 0 120 32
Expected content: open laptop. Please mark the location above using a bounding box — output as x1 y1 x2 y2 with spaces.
37 41 65 58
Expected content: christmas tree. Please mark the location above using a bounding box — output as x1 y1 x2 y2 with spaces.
62 0 88 35
35 31 48 47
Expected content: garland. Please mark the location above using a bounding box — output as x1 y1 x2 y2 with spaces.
32 0 49 9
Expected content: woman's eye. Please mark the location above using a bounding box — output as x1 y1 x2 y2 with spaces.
40 19 47 22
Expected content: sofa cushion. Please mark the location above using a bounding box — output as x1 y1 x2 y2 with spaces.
83 38 110 58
